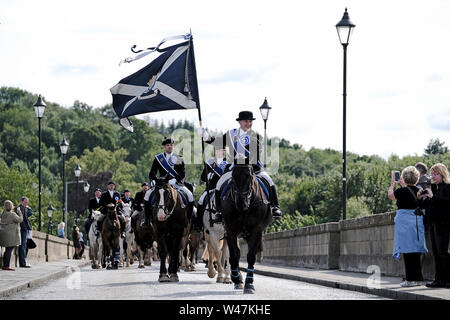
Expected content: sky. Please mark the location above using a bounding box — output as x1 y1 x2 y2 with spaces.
1 0 450 159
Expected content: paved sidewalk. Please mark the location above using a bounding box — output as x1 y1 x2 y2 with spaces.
0 259 90 298
240 263 450 300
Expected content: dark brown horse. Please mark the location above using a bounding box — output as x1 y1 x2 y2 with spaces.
219 164 272 294
102 205 121 270
144 178 188 282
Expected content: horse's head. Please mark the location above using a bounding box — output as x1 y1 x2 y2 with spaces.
153 178 176 222
106 204 117 219
92 210 102 221
231 164 254 211
121 203 132 217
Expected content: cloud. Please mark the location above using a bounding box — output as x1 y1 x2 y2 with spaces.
51 64 99 76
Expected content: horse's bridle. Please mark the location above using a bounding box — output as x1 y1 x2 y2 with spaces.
154 185 178 221
231 166 261 209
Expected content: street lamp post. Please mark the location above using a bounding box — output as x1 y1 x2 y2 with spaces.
59 136 69 232
336 8 355 221
259 97 271 167
47 203 55 235
34 95 47 231
74 164 81 228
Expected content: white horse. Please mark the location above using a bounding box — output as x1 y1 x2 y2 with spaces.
88 210 103 269
202 191 231 283
119 203 136 267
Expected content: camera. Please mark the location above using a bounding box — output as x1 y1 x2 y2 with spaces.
420 189 428 195
393 171 400 182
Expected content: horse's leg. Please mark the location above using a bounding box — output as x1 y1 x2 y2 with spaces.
222 239 232 284
113 238 120 269
243 231 262 294
211 235 224 282
137 244 145 268
157 238 169 282
119 238 124 268
169 234 182 282
205 233 216 279
226 232 243 289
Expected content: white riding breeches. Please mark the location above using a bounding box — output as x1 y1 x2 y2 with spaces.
143 181 194 203
198 189 215 206
215 170 275 192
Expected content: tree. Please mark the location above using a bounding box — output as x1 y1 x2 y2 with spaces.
425 138 448 156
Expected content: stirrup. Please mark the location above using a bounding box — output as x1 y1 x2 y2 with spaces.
271 207 282 219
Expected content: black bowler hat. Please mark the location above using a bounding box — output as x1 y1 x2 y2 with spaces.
94 188 101 193
236 111 256 121
162 137 175 145
123 189 130 193
107 181 116 186
141 182 149 187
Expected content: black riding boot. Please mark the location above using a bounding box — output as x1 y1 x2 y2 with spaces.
215 189 222 212
269 185 282 219
195 204 205 232
140 208 151 228
187 201 194 222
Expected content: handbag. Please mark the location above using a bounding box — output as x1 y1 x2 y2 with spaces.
27 238 37 249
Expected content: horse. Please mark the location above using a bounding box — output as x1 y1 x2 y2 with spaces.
202 191 231 283
180 216 202 272
135 211 157 269
219 164 272 294
144 177 188 282
101 205 121 270
119 203 136 267
88 210 103 269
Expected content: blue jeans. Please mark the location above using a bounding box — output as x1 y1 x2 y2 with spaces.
18 229 28 266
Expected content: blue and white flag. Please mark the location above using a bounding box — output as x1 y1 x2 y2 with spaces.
110 33 200 131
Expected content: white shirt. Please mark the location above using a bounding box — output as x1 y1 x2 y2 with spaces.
96 197 100 203
108 190 114 198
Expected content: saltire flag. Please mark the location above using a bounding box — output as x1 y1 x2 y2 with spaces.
110 33 200 132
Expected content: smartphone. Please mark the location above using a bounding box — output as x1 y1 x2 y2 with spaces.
393 171 400 182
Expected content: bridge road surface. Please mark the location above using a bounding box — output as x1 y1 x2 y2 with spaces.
4 262 388 300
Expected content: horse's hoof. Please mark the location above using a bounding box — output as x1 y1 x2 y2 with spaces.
234 282 244 290
243 283 255 294
216 276 225 283
169 273 179 282
159 274 170 282
224 277 232 284
138 265 145 269
207 272 216 279
91 264 98 269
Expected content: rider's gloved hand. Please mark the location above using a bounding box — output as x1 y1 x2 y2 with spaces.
196 127 210 141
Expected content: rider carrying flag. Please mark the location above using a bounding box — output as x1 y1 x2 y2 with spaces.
199 110 282 219
141 137 195 227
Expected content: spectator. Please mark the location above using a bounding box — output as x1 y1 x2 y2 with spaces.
0 200 23 271
72 225 81 259
17 197 32 268
79 231 85 259
418 163 450 288
57 222 65 239
388 166 428 287
415 162 431 190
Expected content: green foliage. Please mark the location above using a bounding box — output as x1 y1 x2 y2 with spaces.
2 86 450 235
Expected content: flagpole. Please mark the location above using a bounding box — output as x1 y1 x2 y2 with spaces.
189 33 214 214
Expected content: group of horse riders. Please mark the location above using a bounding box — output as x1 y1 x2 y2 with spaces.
84 110 282 240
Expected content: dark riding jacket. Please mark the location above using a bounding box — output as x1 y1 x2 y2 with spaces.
99 190 121 215
133 190 146 212
148 152 186 183
206 129 263 173
88 197 102 214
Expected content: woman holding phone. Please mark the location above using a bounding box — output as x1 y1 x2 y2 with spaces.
388 166 428 287
418 163 450 288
